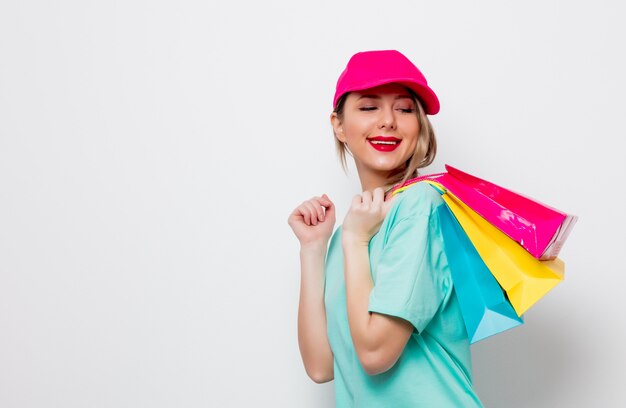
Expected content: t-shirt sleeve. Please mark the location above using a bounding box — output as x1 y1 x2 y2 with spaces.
367 199 450 334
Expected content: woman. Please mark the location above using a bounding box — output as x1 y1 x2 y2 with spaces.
287 50 483 407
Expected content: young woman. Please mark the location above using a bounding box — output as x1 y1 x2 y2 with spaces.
287 50 483 407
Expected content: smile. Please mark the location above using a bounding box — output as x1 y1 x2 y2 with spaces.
370 140 398 145
367 137 401 152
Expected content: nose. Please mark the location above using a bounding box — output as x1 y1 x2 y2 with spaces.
378 105 396 130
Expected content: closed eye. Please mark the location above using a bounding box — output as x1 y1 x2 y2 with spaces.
359 107 415 113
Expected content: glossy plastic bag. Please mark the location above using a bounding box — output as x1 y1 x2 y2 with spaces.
429 181 565 316
434 165 577 260
436 197 523 343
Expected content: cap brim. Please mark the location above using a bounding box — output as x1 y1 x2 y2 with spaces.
336 78 440 115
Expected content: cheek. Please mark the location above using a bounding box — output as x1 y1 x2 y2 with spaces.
402 119 420 140
343 117 376 139
402 138 418 156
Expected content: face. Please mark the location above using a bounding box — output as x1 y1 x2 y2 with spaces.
331 83 420 178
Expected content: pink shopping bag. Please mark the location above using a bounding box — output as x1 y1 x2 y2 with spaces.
390 165 578 260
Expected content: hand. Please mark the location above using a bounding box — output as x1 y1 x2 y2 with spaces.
342 188 397 246
288 194 336 248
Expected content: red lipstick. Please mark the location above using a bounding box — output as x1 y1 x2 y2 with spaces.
367 136 401 152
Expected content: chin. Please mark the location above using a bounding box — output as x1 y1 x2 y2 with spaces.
372 156 405 167
371 162 403 173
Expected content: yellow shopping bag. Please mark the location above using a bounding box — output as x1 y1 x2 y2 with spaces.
424 181 564 316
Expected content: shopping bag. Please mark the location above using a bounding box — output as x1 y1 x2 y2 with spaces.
431 165 578 260
427 180 565 316
436 199 523 343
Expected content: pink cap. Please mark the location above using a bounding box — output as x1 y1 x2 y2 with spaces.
333 50 440 115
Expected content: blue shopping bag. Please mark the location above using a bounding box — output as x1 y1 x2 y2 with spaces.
436 199 524 343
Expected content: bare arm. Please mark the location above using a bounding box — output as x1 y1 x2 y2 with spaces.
342 240 413 376
288 194 336 384
341 188 413 376
298 243 334 383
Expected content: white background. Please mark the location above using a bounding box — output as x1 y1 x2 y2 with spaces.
1 1 624 407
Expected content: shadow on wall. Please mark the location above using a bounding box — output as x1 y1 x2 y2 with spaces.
472 310 588 407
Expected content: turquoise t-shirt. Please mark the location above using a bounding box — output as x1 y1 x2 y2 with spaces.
324 182 484 407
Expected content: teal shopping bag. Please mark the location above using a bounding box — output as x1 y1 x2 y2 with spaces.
436 201 524 343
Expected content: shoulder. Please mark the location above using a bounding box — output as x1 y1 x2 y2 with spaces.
388 181 445 220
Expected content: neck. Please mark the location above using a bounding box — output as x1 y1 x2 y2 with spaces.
355 161 405 193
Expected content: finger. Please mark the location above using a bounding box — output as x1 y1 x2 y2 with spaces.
372 187 384 207
319 194 333 209
287 211 302 228
321 194 335 217
297 203 312 226
362 190 372 205
303 201 320 225
308 198 327 222
351 194 362 208
289 204 305 219
309 200 327 225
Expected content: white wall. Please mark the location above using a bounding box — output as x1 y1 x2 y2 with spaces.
1 0 624 406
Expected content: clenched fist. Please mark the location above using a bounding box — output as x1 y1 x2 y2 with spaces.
288 194 336 248
342 187 397 246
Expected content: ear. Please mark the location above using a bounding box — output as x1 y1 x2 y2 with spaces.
330 112 347 143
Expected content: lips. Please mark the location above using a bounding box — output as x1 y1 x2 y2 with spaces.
367 136 401 152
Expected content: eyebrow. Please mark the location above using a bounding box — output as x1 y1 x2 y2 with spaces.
357 94 413 101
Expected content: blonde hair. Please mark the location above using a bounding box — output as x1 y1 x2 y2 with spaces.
332 87 437 193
